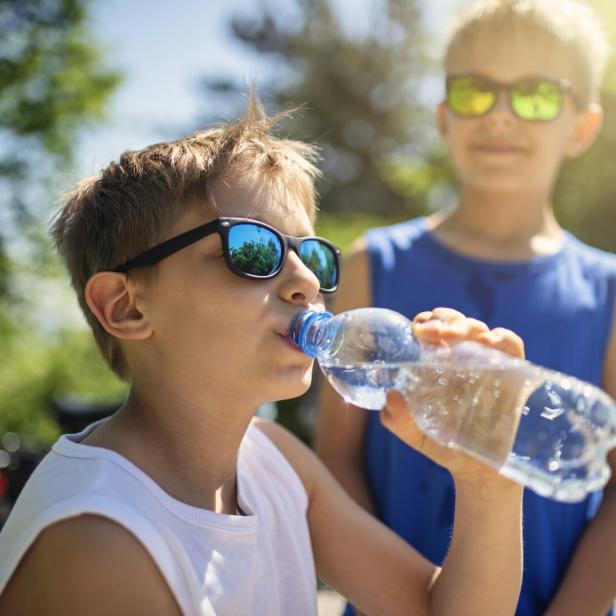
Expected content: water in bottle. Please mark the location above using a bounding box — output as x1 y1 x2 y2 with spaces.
290 307 616 502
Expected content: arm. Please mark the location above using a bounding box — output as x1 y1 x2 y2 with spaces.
314 237 375 512
544 313 616 616
0 515 182 616
267 310 525 616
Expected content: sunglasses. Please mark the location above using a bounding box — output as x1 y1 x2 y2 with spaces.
446 74 580 122
113 217 341 294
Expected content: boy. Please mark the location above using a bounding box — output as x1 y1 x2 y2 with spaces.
316 1 616 615
0 96 525 614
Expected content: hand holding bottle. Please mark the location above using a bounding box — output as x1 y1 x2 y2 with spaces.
381 308 524 489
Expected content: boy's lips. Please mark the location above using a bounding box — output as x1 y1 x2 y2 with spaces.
276 331 304 352
472 142 528 154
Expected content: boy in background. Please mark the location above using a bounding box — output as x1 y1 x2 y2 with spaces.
316 1 616 614
0 97 525 615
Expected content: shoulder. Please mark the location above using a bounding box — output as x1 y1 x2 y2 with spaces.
364 217 427 251
0 515 181 615
333 219 427 311
565 235 616 277
363 217 429 282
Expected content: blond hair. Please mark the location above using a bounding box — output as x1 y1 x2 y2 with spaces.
51 95 321 380
444 0 610 105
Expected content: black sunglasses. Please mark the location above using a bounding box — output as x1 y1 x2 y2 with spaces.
113 217 341 294
446 74 581 122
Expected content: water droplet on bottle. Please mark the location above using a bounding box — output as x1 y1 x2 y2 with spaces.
541 406 565 420
547 391 562 407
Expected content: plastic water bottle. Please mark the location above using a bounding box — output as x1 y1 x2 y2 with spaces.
290 307 616 502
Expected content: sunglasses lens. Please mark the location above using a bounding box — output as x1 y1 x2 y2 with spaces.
299 240 338 291
228 224 282 276
447 76 496 117
511 80 562 121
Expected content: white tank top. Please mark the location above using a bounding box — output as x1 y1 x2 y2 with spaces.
0 420 317 615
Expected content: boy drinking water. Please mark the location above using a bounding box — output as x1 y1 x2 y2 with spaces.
316 1 616 615
0 97 525 615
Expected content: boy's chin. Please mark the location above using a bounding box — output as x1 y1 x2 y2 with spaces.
275 368 314 401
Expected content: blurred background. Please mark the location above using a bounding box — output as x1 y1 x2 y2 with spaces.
1 0 616 447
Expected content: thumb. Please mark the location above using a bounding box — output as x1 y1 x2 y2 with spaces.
381 390 427 451
381 389 408 426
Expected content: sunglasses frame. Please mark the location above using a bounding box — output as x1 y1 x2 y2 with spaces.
113 216 341 294
445 74 581 121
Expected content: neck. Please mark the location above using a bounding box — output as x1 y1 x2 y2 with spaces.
84 376 258 513
429 185 564 260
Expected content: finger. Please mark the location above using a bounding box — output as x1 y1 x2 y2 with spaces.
413 308 466 327
413 319 446 345
413 311 435 325
464 317 490 336
436 317 490 341
430 307 466 323
381 389 407 424
477 328 525 359
414 315 488 346
381 390 427 451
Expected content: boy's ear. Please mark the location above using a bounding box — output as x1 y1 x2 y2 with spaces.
565 103 603 159
436 102 449 138
84 272 153 341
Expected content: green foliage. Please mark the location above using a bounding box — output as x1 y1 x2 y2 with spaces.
0 0 121 158
299 241 337 289
378 150 456 210
205 0 432 218
0 0 121 439
0 0 121 254
230 238 281 274
0 324 126 444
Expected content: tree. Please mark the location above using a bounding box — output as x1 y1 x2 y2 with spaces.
204 0 433 218
229 238 281 274
0 0 122 439
0 0 120 277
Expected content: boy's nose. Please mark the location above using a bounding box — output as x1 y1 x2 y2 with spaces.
278 250 321 305
485 91 515 122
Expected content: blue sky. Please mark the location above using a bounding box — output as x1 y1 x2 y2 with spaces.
74 0 461 180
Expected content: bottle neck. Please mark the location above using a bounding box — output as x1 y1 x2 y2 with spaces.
290 310 335 358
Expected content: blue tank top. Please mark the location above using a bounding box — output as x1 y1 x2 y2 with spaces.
359 218 616 616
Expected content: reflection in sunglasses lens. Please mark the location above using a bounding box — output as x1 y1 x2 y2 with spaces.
449 77 495 116
512 81 561 120
300 240 338 290
228 225 282 275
